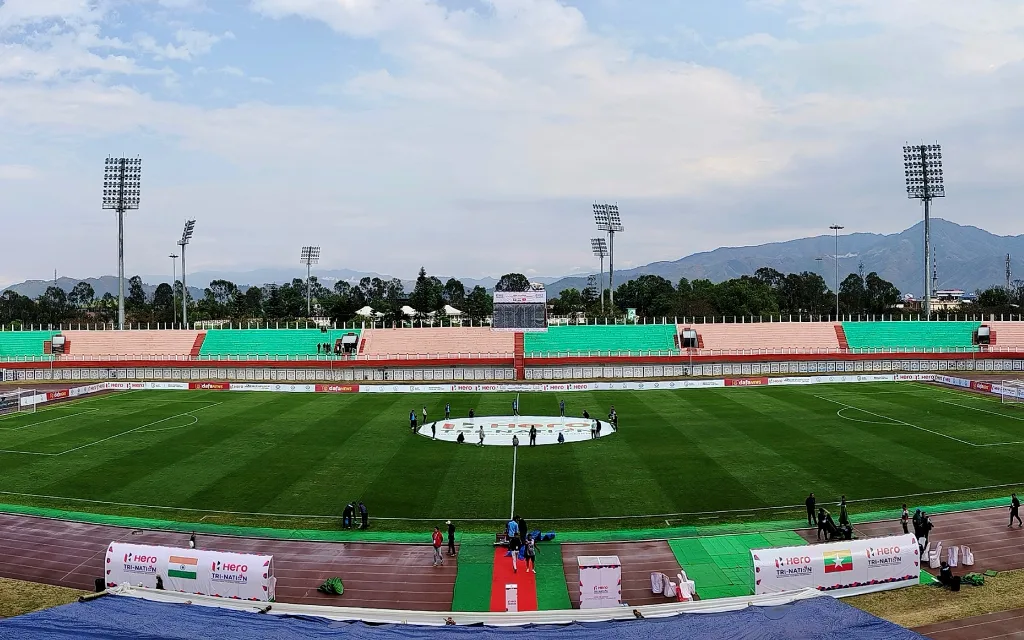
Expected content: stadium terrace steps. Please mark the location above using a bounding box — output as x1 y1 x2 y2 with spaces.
189 333 206 357
61 330 201 357
834 324 849 350
359 327 515 357
197 329 360 358
524 325 677 355
0 331 59 357
986 322 1024 349
841 321 979 350
688 323 842 352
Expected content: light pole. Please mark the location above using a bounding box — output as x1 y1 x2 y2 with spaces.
178 220 196 328
903 143 945 319
591 237 608 313
830 224 844 319
300 246 321 317
102 156 142 330
593 204 624 308
169 253 179 327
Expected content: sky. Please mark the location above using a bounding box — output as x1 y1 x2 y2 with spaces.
3 0 1024 286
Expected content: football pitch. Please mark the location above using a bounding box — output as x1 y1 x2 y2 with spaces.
0 382 1022 531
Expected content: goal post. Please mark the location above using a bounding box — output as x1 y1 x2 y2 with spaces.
1000 380 1024 405
0 388 38 416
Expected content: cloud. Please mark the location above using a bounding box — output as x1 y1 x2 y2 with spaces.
135 28 232 61
0 164 37 180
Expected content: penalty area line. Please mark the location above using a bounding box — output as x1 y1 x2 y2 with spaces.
814 394 977 447
54 402 223 456
0 408 99 431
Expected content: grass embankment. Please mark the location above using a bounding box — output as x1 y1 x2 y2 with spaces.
849 569 1024 629
0 577 86 618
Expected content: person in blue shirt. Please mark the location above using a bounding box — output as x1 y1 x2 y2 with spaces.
445 403 451 419
512 398 519 416
559 399 565 417
410 409 417 433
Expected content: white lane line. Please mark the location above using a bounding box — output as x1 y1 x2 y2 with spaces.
937 398 1024 422
55 402 223 456
510 445 518 520
815 394 977 447
0 409 99 432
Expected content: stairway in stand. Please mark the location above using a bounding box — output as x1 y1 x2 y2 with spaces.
514 333 525 380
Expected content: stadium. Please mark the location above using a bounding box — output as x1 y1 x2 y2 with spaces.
6 3 1024 639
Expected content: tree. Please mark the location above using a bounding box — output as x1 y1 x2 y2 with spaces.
409 267 444 314
465 286 492 321
127 275 149 320
495 273 531 292
552 288 585 316
838 273 866 315
0 290 35 325
713 277 778 317
37 286 73 326
152 283 175 323
864 272 901 314
614 275 676 317
242 286 264 318
442 278 466 309
68 282 95 309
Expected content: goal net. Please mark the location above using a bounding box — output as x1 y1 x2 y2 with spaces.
0 388 37 416
1000 380 1024 405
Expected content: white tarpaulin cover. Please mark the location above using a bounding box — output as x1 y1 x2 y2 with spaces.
106 542 275 601
752 534 919 595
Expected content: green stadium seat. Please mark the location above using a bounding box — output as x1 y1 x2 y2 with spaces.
841 321 979 350
0 331 59 358
523 325 677 356
198 329 361 358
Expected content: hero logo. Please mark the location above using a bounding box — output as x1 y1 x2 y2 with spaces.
211 560 249 584
122 553 158 575
593 585 610 594
773 555 813 578
866 546 903 568
975 382 992 392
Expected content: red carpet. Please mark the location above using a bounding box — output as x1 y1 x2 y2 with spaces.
489 548 538 612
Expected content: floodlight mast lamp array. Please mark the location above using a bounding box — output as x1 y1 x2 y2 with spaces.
102 157 142 330
178 220 196 328
904 143 945 318
591 237 608 313
593 204 624 308
300 246 321 316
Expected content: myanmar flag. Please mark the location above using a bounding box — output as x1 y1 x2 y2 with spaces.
168 555 198 580
823 550 853 573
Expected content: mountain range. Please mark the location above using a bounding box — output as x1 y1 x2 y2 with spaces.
3 219 1021 300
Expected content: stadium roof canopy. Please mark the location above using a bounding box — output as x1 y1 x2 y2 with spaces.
0 593 924 640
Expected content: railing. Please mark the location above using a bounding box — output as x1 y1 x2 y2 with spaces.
0 352 515 363
523 345 1024 358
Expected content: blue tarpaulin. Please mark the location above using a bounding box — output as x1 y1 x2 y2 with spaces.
0 595 925 639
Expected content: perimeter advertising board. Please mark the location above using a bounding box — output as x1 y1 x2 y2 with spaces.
106 542 275 601
752 534 919 595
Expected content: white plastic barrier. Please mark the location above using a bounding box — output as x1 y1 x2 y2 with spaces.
752 534 919 595
106 542 275 602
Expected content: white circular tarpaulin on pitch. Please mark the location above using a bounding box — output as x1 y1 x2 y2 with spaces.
416 415 613 446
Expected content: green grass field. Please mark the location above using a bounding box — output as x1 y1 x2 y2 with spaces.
1 382 1022 532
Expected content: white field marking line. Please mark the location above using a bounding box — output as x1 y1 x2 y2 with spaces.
6 480 1024 524
814 394 978 447
0 409 99 431
510 445 518 521
936 398 1024 422
834 407 899 426
0 390 136 422
135 415 199 433
54 402 223 456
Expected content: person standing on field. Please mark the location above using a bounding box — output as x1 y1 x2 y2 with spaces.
478 425 485 446
901 504 910 534
559 399 565 417
512 397 519 416
512 434 519 449
445 403 451 420
529 424 537 447
432 526 444 566
805 493 816 527
524 533 537 573
359 501 368 529
431 420 437 440
422 406 428 427
839 496 849 526
447 520 457 556
509 529 521 574
1011 493 1022 528
410 409 417 433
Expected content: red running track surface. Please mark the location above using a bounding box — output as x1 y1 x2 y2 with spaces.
0 513 456 610
489 548 537 612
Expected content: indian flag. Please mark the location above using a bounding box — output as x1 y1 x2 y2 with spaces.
823 550 853 573
168 555 198 580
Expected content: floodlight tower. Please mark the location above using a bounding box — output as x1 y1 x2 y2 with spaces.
178 220 196 328
101 156 142 330
591 237 608 312
169 253 179 327
593 204 624 307
829 225 844 319
903 143 945 318
300 246 321 316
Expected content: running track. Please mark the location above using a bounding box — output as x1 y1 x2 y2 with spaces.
0 512 456 610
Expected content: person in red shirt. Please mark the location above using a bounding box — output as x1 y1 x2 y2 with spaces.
432 526 444 566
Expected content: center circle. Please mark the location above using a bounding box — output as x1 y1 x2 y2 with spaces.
417 415 614 446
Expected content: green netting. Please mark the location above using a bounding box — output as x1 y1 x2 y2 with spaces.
841 321 979 350
0 331 58 357
317 577 344 595
198 329 360 358
451 533 494 612
523 325 677 356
